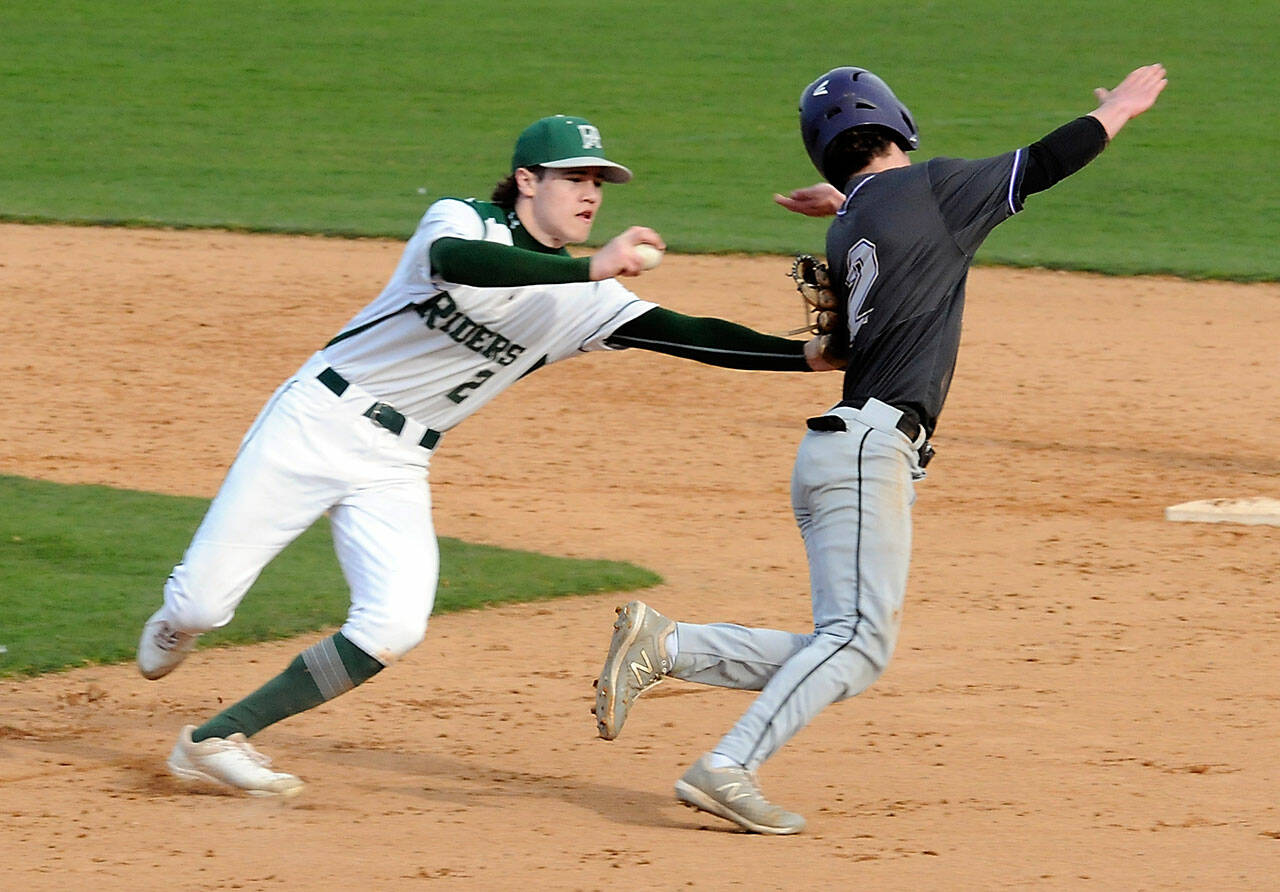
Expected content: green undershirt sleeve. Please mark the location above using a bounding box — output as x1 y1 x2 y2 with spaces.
607 307 811 372
429 237 592 287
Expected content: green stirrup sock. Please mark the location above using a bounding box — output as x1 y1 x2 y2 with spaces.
191 632 384 742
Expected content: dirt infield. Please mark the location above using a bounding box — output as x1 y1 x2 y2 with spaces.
2 223 1277 889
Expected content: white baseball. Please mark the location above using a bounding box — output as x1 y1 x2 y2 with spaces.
634 243 663 271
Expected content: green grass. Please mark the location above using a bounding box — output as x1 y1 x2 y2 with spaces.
0 475 660 677
0 0 1275 279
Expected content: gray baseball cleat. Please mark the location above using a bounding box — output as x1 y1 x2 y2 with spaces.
674 754 806 835
167 725 304 797
593 600 675 740
136 609 200 680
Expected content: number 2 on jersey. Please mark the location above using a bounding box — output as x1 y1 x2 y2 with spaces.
446 369 494 403
845 238 879 340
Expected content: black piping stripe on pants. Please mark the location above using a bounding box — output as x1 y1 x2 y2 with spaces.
742 426 873 767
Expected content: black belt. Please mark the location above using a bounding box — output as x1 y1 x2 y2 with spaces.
806 399 934 467
317 367 440 450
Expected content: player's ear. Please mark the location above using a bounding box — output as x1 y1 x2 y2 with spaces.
514 167 541 199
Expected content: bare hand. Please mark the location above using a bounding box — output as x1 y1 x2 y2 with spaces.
774 184 846 218
589 226 666 280
804 335 845 371
1090 63 1168 140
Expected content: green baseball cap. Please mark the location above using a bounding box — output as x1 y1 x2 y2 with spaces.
511 115 633 183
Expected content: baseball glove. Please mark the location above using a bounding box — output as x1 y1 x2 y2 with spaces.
787 254 850 368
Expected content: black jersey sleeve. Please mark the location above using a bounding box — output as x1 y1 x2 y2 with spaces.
928 152 1027 256
605 307 810 371
1018 115 1109 199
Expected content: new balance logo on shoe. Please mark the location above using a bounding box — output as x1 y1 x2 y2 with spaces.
715 780 751 803
628 649 655 685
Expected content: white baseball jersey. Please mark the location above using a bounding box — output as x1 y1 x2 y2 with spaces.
321 198 656 431
160 197 656 667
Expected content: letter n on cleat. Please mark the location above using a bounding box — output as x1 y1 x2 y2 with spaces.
628 650 653 684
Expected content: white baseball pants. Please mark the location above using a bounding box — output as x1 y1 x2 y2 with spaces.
160 353 438 665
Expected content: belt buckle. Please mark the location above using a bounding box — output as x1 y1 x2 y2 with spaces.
364 402 405 436
918 441 935 467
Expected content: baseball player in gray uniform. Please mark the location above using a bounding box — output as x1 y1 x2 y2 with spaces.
137 114 838 797
594 65 1168 833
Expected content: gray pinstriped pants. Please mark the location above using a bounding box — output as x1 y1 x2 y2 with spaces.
671 403 921 770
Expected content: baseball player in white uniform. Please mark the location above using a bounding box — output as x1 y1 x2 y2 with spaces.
137 114 837 796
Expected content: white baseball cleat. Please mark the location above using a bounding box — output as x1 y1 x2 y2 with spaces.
136 609 200 680
167 725 304 798
675 754 806 835
593 600 675 740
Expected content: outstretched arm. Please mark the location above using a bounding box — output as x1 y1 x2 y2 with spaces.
1020 63 1168 198
606 307 837 372
776 64 1169 215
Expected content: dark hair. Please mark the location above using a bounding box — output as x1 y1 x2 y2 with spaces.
821 126 899 187
490 165 545 209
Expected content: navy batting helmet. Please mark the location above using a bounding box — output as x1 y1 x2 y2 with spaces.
799 67 918 183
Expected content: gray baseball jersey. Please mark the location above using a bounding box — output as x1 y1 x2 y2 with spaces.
827 152 1027 435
